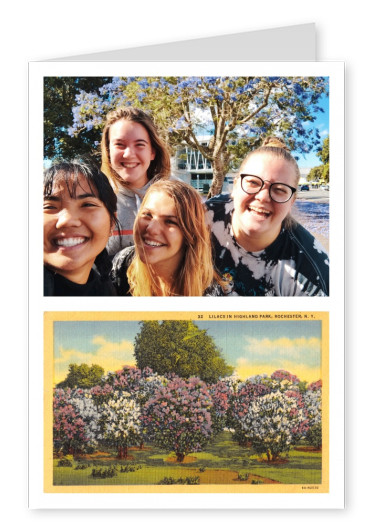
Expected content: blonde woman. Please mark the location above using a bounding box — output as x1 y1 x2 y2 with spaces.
101 106 171 256
111 180 224 296
206 137 329 296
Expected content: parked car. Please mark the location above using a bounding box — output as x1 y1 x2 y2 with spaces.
300 184 310 191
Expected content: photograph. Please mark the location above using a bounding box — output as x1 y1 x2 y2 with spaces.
43 74 330 297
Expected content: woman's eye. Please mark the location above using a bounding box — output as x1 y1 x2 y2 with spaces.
274 187 288 195
166 219 178 226
43 203 57 211
246 178 260 187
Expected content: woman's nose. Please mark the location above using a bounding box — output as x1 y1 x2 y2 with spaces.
146 218 161 234
254 183 271 201
122 146 134 158
55 208 81 228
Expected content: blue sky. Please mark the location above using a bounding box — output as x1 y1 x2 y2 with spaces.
294 92 329 169
53 319 322 385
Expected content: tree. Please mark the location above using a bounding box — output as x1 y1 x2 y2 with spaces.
236 390 307 462
99 390 142 459
307 136 329 183
228 375 273 445
57 363 104 389
208 377 237 433
303 381 322 449
307 166 322 182
270 369 300 384
44 76 111 161
53 388 98 456
95 365 168 449
102 365 167 405
63 76 328 196
141 376 213 462
133 320 233 382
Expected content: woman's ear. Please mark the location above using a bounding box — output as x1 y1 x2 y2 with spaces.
231 176 239 199
110 214 118 234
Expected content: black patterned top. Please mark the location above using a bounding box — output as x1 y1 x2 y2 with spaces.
206 194 329 297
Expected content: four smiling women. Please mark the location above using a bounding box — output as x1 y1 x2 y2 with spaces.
43 109 329 297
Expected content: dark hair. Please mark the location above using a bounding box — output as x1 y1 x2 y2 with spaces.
43 157 119 278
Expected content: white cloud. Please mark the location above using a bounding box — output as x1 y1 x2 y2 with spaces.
54 336 136 384
242 336 321 367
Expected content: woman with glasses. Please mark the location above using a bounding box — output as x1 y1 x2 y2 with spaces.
206 137 329 296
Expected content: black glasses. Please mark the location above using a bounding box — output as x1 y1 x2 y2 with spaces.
240 174 296 203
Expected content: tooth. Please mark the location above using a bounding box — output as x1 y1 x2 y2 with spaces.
56 238 85 247
145 240 163 247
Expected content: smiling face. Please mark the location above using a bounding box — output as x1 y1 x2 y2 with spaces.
232 153 297 251
135 191 185 280
108 119 156 190
43 174 112 284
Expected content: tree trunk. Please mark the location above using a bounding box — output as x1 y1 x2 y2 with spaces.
175 452 185 463
117 445 128 459
207 152 229 198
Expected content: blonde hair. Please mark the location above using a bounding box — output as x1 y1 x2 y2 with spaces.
127 180 218 296
236 136 299 229
238 136 300 188
100 107 171 191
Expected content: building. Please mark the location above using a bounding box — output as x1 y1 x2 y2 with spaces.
171 136 235 194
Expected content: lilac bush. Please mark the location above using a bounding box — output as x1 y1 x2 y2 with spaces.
237 390 307 461
99 390 142 459
53 388 97 456
142 376 213 462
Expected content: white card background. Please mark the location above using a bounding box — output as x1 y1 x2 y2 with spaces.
29 59 344 510
4 0 372 525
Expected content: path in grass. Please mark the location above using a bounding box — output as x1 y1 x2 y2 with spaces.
53 432 321 486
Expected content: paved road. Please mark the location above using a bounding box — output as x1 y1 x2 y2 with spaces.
296 189 329 203
293 191 329 251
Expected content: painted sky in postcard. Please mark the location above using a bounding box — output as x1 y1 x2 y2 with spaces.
53 320 322 385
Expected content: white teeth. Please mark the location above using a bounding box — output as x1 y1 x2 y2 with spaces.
144 239 164 247
56 237 86 247
249 206 270 216
122 163 138 168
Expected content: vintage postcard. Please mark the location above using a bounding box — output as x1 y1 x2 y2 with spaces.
42 312 332 503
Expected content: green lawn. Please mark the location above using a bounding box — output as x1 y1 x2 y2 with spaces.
53 432 322 486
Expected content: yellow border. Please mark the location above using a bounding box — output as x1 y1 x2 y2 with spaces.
44 311 329 494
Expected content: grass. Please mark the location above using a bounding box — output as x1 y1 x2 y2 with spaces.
53 432 322 486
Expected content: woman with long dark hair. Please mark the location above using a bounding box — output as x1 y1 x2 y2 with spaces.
44 158 119 296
